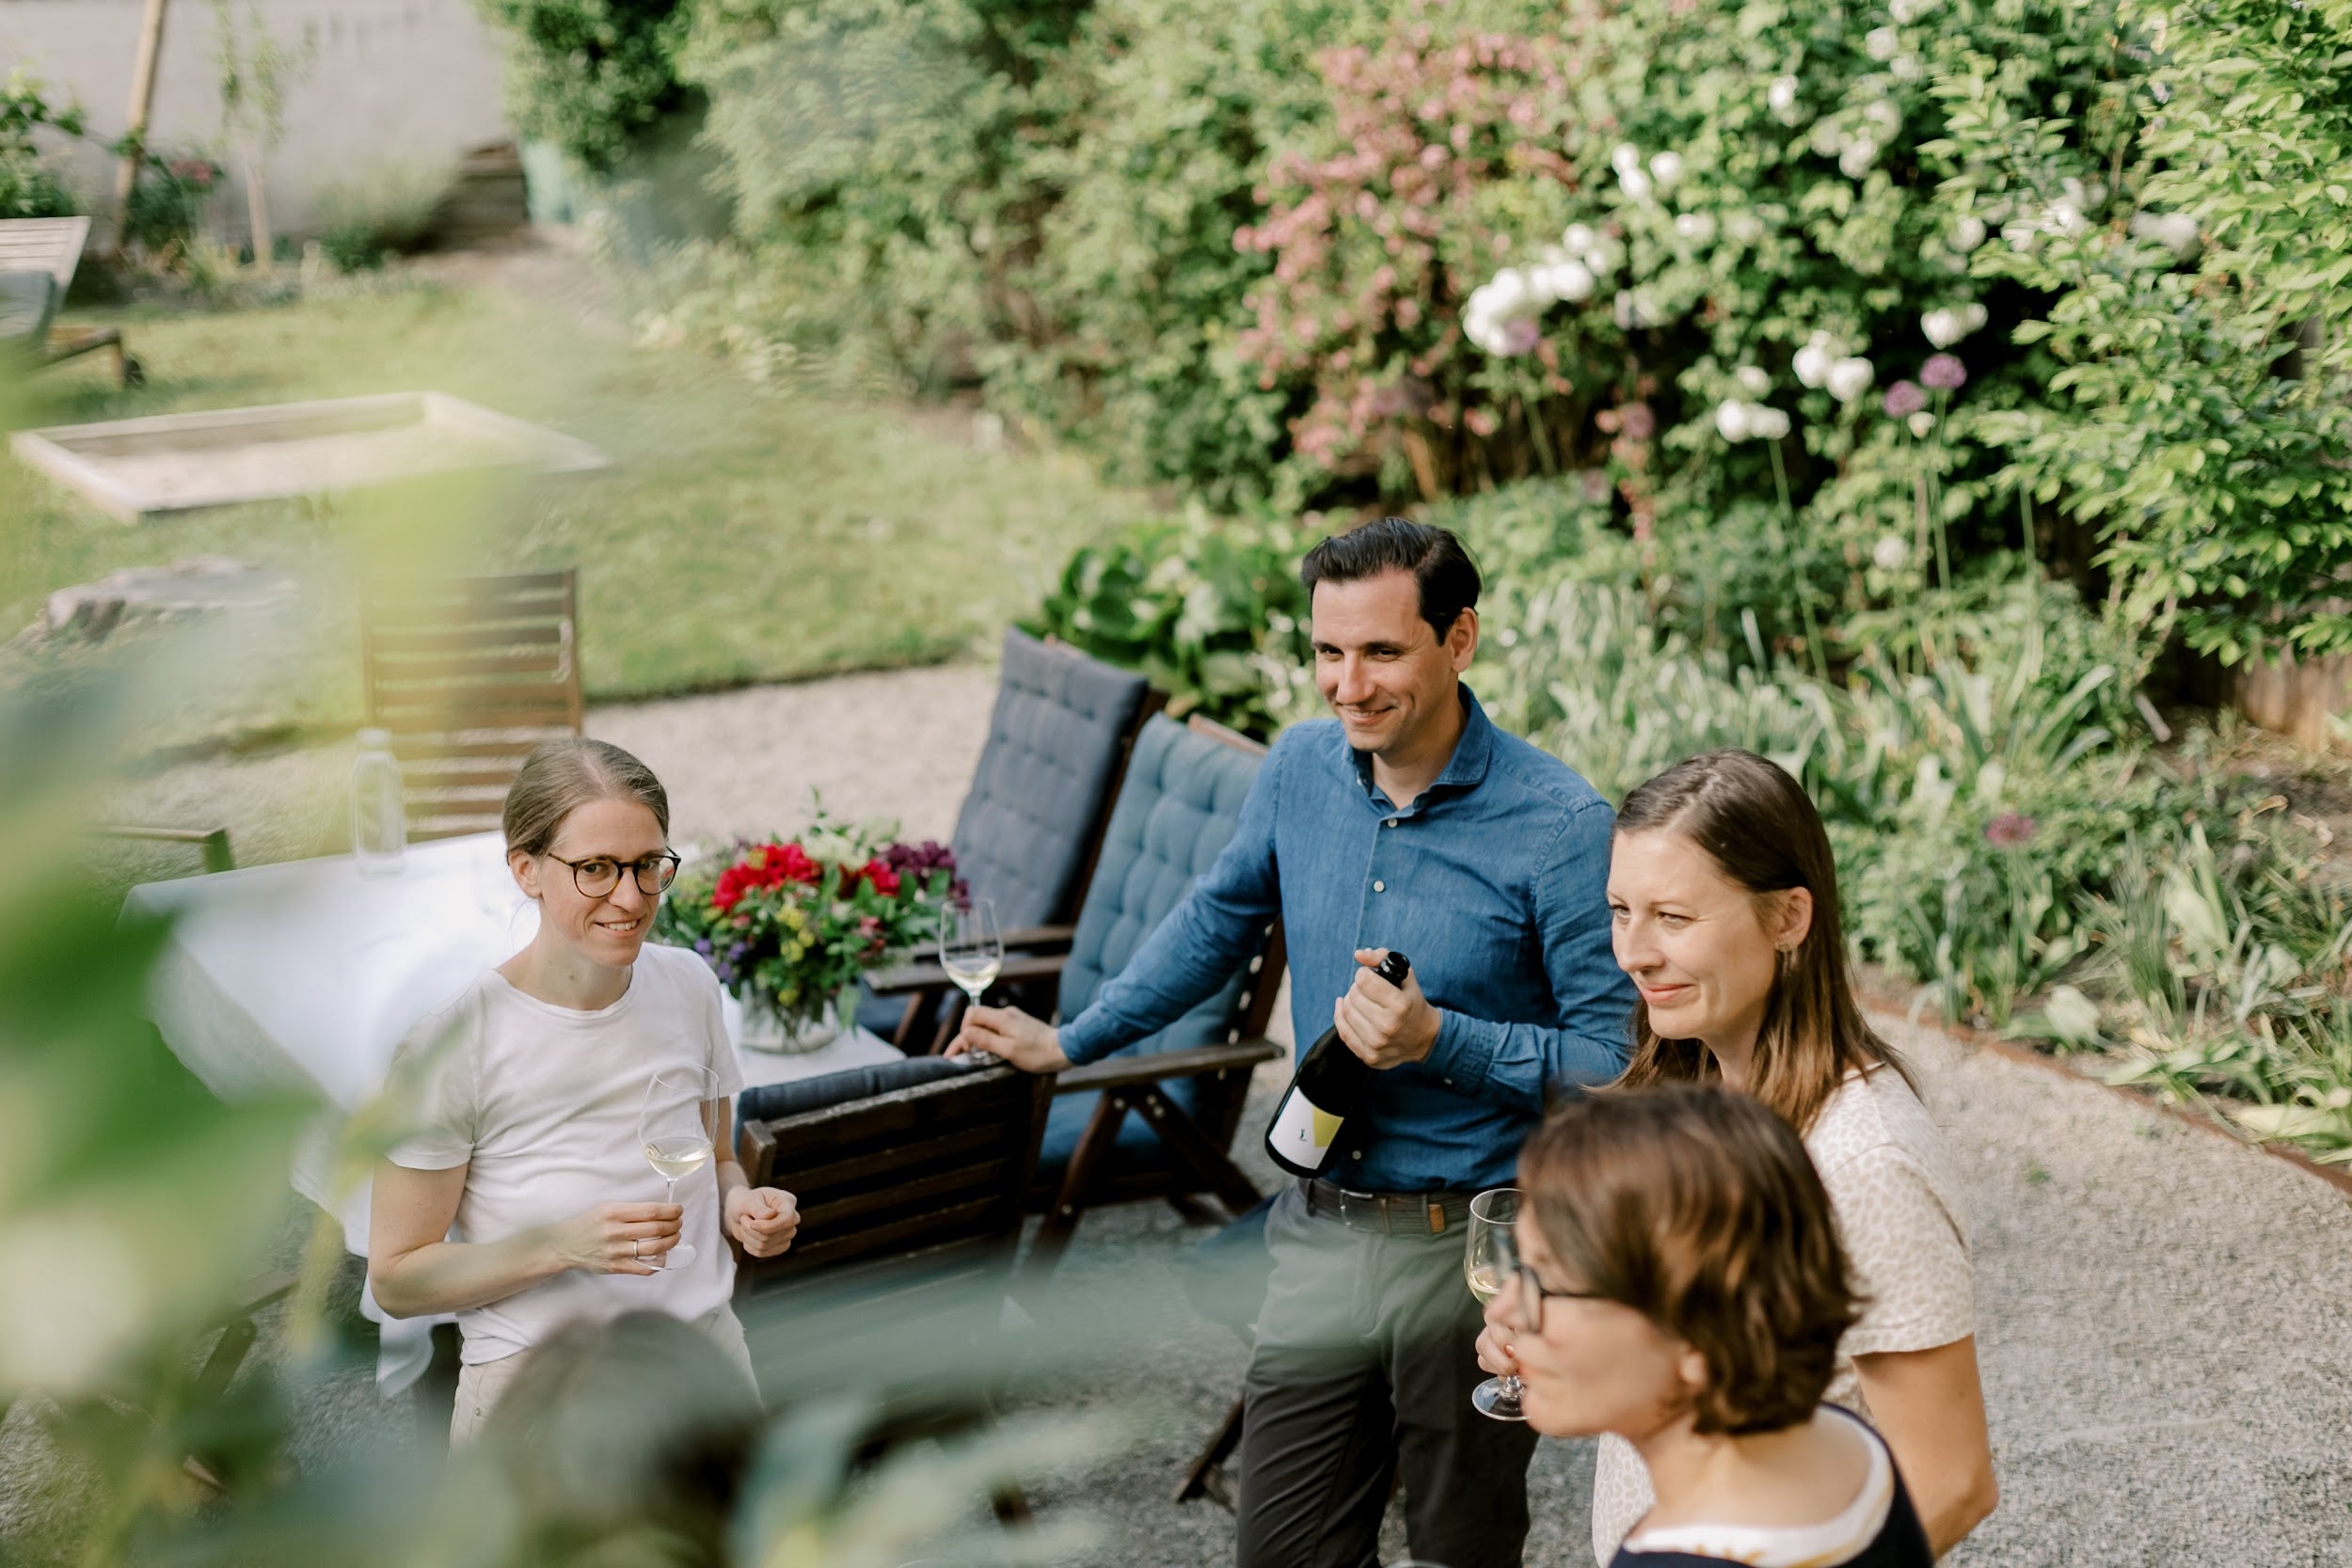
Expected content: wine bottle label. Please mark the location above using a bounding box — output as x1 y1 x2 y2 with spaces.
1268 1089 1343 1168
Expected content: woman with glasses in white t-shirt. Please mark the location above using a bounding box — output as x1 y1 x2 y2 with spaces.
369 739 801 1443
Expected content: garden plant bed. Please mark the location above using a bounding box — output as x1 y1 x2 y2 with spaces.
8 391 610 520
1860 974 2352 1207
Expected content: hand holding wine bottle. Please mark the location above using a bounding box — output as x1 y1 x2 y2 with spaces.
1265 951 1411 1179
1329 945 1443 1069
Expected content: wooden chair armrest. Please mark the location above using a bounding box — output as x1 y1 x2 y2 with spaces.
1056 1038 1282 1095
864 950 1072 998
997 924 1076 952
87 823 236 874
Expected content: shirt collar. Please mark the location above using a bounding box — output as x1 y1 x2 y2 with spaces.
1346 684 1494 806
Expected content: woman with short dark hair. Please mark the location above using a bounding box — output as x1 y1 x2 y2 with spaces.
1500 1084 1932 1567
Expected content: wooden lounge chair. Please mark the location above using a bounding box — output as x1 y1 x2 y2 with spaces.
868 714 1289 1276
733 1056 1055 1518
0 217 141 386
861 627 1162 1050
360 569 584 840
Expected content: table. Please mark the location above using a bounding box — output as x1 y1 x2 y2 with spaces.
125 831 905 1389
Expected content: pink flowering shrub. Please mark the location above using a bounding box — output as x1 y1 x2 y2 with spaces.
1233 13 1598 498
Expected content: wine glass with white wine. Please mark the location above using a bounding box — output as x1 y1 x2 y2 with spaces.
1466 1187 1528 1421
940 898 1003 1054
639 1065 719 1271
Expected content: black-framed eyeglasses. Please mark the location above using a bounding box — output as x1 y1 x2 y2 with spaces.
546 850 681 898
1505 1259 1602 1336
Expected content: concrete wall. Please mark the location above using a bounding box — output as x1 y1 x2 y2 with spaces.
1 0 512 241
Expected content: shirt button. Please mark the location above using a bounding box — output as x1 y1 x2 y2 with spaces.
1373 880 1386 893
1351 1151 1364 1161
1386 817 1399 828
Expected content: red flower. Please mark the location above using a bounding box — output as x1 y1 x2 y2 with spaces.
861 858 901 897
711 841 822 911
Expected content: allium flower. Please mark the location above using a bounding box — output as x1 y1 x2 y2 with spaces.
1618 402 1658 440
1497 316 1542 355
1826 356 1875 404
1908 411 1936 438
1871 534 1908 572
1767 74 1802 122
1920 353 1967 390
1715 399 1754 442
1715 400 1788 442
1883 380 1928 419
1749 405 1791 440
1530 254 1596 302
1985 814 2038 847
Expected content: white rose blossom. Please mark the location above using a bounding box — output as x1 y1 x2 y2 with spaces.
1736 364 1771 396
1749 405 1791 440
1826 356 1875 403
1673 212 1716 244
1793 331 1840 388
1715 399 1754 441
1648 150 1684 189
1768 74 1803 123
1715 400 1790 442
1872 534 1909 572
1612 143 1643 178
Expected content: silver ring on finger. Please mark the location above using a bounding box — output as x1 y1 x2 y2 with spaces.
633 1239 644 1260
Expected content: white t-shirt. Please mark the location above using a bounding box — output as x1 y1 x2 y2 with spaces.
1591 1064 1975 1561
384 942 746 1366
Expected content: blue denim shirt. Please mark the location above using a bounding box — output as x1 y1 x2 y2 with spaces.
1058 686 1636 1192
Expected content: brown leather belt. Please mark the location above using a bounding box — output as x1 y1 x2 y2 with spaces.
1304 1179 1472 1237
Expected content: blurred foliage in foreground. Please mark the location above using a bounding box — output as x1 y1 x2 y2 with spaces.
0 629 1124 1565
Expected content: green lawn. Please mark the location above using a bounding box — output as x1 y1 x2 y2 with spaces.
3 277 1146 736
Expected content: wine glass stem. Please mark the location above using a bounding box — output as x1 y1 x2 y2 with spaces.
663 1176 677 1269
1503 1374 1524 1401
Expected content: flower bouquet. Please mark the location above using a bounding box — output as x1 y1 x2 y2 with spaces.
655 818 961 1053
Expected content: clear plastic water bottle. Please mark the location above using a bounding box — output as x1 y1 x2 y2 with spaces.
351 728 406 878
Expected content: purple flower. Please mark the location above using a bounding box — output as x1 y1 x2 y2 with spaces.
1921 354 1968 391
1883 380 1928 419
693 937 713 957
1984 813 2037 847
1618 401 1657 441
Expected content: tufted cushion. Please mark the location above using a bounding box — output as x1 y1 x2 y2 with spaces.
951 627 1154 929
1039 716 1266 1175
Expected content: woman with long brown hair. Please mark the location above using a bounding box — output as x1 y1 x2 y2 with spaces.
1479 749 1995 1560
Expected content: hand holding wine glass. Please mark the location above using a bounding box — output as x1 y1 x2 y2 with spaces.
1467 1187 1529 1421
639 1065 719 1271
940 898 1003 1059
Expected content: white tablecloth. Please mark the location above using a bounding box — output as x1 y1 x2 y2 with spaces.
124 831 904 1389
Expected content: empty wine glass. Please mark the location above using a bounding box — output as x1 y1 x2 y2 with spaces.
1466 1187 1527 1421
639 1065 718 1271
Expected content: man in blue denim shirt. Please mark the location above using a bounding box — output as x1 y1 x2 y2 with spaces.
953 518 1634 1568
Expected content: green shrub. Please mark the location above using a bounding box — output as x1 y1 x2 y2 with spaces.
1951 0 2352 670
473 0 695 173
1026 509 1315 737
2 75 85 220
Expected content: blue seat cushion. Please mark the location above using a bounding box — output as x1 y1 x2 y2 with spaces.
736 1054 963 1134
951 627 1152 930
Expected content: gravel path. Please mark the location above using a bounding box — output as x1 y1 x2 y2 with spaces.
48 664 2352 1566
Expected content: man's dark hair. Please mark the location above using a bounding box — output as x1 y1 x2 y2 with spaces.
1299 517 1483 640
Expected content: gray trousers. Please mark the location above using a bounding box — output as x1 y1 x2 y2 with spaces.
1234 1182 1540 1568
